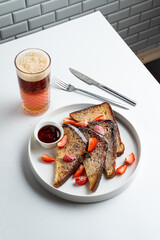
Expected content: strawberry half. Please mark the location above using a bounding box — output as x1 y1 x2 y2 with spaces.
75 176 88 186
57 135 67 148
93 115 107 121
63 118 77 125
116 164 127 175
74 121 88 127
73 164 85 178
63 153 76 162
94 125 105 136
125 152 135 165
87 137 97 152
41 154 56 163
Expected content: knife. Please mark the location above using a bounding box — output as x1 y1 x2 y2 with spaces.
69 68 136 106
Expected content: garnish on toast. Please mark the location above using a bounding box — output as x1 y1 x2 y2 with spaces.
88 120 117 179
70 102 125 156
78 127 108 192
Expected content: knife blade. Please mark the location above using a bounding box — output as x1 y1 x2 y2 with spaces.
69 68 136 106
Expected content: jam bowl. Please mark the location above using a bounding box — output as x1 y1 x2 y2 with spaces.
34 121 64 149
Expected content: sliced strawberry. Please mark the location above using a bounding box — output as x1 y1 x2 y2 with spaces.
57 135 67 147
94 125 105 136
73 164 85 178
116 164 127 175
63 118 77 125
63 153 76 162
87 137 97 152
93 114 107 121
75 121 88 127
41 154 56 163
125 152 135 165
75 176 88 186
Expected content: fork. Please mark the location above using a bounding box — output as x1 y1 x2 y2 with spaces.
52 76 129 110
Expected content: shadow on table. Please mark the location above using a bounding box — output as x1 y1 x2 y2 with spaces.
5 102 80 206
1 102 23 124
6 102 120 206
21 140 71 205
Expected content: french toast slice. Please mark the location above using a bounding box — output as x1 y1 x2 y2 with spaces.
53 124 87 188
70 102 125 156
78 127 108 192
88 120 117 178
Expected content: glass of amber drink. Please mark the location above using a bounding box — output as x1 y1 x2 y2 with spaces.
15 48 51 115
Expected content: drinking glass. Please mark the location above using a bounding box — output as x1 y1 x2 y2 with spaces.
15 48 51 115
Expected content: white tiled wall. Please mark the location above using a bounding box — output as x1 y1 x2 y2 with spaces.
0 0 160 53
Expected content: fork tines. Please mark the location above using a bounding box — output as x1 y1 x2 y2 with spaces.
52 76 67 90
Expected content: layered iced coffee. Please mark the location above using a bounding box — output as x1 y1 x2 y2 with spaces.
15 49 51 115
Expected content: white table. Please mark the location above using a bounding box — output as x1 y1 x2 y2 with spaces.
0 11 160 240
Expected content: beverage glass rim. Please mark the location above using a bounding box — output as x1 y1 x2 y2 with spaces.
14 48 51 75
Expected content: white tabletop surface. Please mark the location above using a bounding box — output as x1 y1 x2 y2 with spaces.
0 11 160 240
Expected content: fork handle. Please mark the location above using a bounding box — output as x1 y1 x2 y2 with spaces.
75 88 129 110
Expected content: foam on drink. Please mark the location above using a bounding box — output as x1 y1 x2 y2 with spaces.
15 50 51 82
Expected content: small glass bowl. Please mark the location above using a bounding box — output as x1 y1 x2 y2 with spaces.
34 121 64 149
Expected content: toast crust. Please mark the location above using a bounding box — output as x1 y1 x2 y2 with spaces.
70 102 125 156
53 124 87 188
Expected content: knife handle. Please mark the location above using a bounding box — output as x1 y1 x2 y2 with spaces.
99 84 136 106
75 88 129 110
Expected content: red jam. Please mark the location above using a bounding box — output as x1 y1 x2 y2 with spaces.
38 125 61 143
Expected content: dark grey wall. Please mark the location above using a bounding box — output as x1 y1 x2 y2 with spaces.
0 0 160 53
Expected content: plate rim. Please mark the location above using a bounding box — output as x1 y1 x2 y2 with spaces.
28 103 141 203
